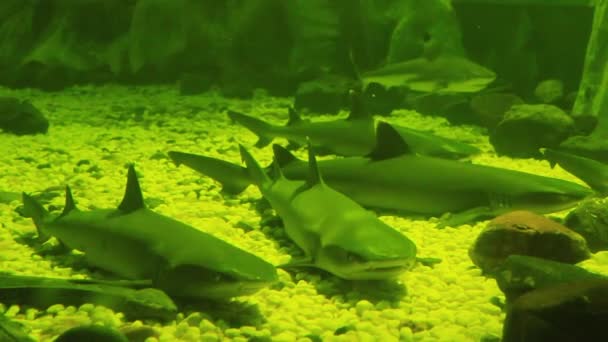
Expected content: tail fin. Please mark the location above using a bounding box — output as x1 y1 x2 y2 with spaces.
21 193 50 240
541 148 608 194
227 110 275 148
168 151 252 194
239 145 272 189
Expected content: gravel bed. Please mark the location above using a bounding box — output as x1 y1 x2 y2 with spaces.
0 85 605 341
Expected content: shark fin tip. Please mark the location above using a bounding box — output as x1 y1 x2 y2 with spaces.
368 122 411 160
272 144 299 166
306 138 323 186
287 107 302 126
118 164 146 213
61 185 77 216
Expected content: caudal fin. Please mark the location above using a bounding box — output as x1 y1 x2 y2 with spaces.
227 110 275 148
168 151 252 194
541 148 608 194
21 192 50 240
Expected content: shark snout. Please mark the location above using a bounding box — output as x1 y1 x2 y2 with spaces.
329 258 415 280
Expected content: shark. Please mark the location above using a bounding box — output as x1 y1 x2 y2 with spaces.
227 100 376 157
360 55 497 94
238 142 417 280
542 148 608 195
169 123 592 227
21 165 278 300
227 90 480 159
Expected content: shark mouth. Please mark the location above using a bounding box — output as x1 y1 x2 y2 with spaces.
345 259 415 280
175 279 275 300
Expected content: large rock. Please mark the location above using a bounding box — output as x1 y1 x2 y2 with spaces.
469 210 590 273
534 79 564 104
16 0 130 90
0 97 48 135
470 92 524 130
363 83 404 116
565 197 608 253
493 255 608 302
294 75 356 115
502 279 608 342
560 134 608 164
490 104 576 158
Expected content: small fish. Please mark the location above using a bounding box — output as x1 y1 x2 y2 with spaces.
239 141 417 280
361 55 496 93
21 165 278 300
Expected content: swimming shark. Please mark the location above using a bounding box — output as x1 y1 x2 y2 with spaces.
361 55 496 94
238 142 417 280
542 148 608 195
169 123 592 227
227 90 480 159
21 165 278 300
227 98 376 157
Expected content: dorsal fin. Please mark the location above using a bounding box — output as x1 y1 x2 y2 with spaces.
118 164 146 213
347 87 371 121
368 122 412 160
270 156 284 180
239 145 272 187
306 138 324 187
272 144 301 167
60 186 78 217
287 107 302 126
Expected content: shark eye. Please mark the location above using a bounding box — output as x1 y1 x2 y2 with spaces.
346 252 366 263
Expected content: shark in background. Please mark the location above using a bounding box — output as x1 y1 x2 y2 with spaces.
360 55 497 94
169 123 592 228
238 142 417 280
227 104 376 157
227 90 480 159
21 165 278 300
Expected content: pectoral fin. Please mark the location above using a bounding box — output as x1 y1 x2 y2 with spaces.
416 257 442 267
277 257 316 270
437 206 496 228
40 240 72 255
